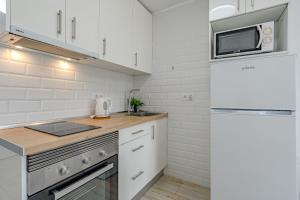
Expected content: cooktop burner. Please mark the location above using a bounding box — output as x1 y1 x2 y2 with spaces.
25 121 101 137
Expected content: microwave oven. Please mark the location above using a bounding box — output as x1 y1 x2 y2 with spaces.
214 21 275 59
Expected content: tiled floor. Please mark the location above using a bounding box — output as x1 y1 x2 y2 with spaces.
141 176 210 200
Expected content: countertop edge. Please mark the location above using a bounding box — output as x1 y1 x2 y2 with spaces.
0 113 168 156
0 138 24 156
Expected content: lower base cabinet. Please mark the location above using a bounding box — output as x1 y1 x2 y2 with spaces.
118 118 168 200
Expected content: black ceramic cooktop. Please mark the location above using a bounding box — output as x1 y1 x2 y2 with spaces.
25 121 101 137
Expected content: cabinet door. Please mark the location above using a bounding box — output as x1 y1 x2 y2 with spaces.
133 0 153 73
99 0 133 67
152 119 168 176
119 134 151 200
209 0 245 21
246 0 287 12
66 0 99 56
10 0 65 44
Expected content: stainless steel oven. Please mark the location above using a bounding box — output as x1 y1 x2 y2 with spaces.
214 21 275 58
27 132 118 200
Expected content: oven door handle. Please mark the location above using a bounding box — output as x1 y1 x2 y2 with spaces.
53 163 114 200
256 25 263 48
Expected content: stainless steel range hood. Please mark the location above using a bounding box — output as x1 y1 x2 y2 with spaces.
0 33 90 60
0 6 92 60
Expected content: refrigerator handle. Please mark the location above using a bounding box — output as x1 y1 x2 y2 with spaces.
211 109 295 116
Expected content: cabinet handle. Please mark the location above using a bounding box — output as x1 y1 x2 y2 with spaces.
132 145 144 152
103 38 107 56
135 52 138 66
57 10 62 34
152 125 155 140
237 0 240 11
251 0 254 8
71 17 76 40
132 171 144 181
131 130 144 135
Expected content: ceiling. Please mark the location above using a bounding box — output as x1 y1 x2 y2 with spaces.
139 0 189 13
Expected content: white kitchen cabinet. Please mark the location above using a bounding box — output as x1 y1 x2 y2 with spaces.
99 0 133 67
149 118 168 178
119 128 152 200
10 0 66 44
133 0 153 73
209 0 245 21
119 118 168 200
210 0 288 21
66 0 99 55
245 0 288 12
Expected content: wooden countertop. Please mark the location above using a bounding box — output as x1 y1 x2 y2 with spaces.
0 113 168 156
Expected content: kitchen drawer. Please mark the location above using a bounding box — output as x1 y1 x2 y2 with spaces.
119 122 151 145
119 134 151 200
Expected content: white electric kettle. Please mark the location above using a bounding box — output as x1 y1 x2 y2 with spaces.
95 96 112 117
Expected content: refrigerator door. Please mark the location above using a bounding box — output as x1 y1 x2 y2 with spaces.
211 110 297 200
211 55 295 110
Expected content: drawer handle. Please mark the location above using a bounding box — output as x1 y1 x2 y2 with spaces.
132 171 144 181
131 130 144 135
132 145 144 152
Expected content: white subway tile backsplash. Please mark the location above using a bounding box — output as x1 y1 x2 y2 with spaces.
42 78 65 89
0 101 8 113
0 73 11 86
10 74 41 88
9 101 41 113
65 80 84 90
27 89 54 100
42 100 67 111
0 88 26 99
26 64 54 78
0 113 26 126
75 91 92 100
27 111 54 122
0 59 26 74
54 69 75 80
54 90 75 99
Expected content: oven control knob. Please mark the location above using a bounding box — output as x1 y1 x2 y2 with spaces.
99 150 107 157
58 165 69 176
82 156 91 165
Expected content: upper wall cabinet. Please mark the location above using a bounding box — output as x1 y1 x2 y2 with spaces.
10 0 66 44
210 0 288 21
245 0 288 12
210 0 245 21
99 0 133 68
9 0 153 74
133 0 153 73
10 0 99 57
66 0 99 55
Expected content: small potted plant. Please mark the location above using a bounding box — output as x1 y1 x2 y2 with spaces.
130 98 144 112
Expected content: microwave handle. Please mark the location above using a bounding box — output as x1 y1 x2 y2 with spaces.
256 25 263 48
53 163 114 200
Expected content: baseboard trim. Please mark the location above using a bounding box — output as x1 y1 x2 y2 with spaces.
132 170 164 200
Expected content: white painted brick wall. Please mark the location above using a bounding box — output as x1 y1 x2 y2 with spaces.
0 46 133 126
134 0 210 187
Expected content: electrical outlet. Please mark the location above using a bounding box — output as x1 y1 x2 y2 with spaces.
183 94 193 101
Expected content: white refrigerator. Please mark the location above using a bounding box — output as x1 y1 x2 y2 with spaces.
210 54 297 200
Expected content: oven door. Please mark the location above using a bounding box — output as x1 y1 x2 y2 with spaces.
28 156 118 200
215 25 263 58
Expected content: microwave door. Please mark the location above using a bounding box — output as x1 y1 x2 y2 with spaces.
215 26 262 57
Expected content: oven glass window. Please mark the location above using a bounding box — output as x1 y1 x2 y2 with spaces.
216 27 259 55
59 171 118 200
